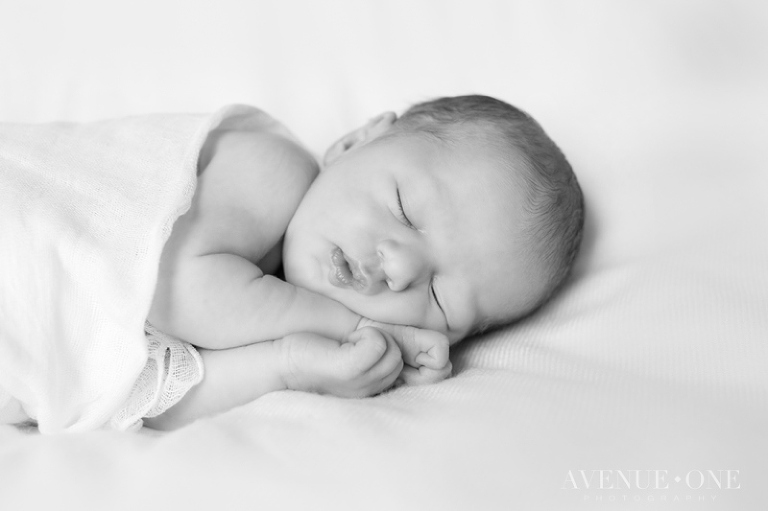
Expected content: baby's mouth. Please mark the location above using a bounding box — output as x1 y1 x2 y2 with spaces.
329 247 368 291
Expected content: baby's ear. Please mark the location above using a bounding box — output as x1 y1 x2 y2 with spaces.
323 112 397 166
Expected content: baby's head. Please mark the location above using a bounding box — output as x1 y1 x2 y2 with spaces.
284 95 584 343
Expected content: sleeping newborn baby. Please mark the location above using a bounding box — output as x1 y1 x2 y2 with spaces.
143 95 584 429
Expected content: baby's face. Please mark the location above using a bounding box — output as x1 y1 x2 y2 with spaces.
283 131 545 343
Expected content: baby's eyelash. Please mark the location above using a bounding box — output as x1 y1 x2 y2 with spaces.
430 277 450 331
396 188 415 229
430 277 443 312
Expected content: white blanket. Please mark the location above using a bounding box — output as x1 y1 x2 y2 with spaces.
0 104 275 432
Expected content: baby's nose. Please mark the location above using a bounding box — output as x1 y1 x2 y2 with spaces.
376 239 427 292
360 255 387 284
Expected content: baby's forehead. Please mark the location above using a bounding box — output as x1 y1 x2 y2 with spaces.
434 129 524 186
433 140 528 219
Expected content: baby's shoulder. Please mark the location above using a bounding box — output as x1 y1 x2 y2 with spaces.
202 127 319 220
201 127 318 192
174 127 319 263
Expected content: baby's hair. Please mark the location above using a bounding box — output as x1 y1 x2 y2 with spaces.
393 95 585 335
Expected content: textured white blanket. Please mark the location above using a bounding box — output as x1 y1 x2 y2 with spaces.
0 105 270 432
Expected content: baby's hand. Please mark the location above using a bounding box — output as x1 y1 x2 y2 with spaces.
356 319 452 387
278 327 404 398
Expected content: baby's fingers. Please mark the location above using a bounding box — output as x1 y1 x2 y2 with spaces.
397 360 453 387
351 329 403 396
376 352 406 394
343 327 390 375
365 330 404 382
411 329 450 369
357 319 449 370
348 327 403 377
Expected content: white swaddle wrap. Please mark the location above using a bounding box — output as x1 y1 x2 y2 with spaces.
0 104 285 433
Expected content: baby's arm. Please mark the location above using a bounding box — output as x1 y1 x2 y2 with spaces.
151 252 361 349
143 326 403 430
149 128 362 348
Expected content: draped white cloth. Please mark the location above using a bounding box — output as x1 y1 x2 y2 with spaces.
0 105 282 432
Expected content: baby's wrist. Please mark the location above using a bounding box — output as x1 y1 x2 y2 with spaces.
273 336 305 392
319 299 361 340
332 310 362 340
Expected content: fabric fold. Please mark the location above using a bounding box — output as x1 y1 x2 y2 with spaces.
0 104 282 432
